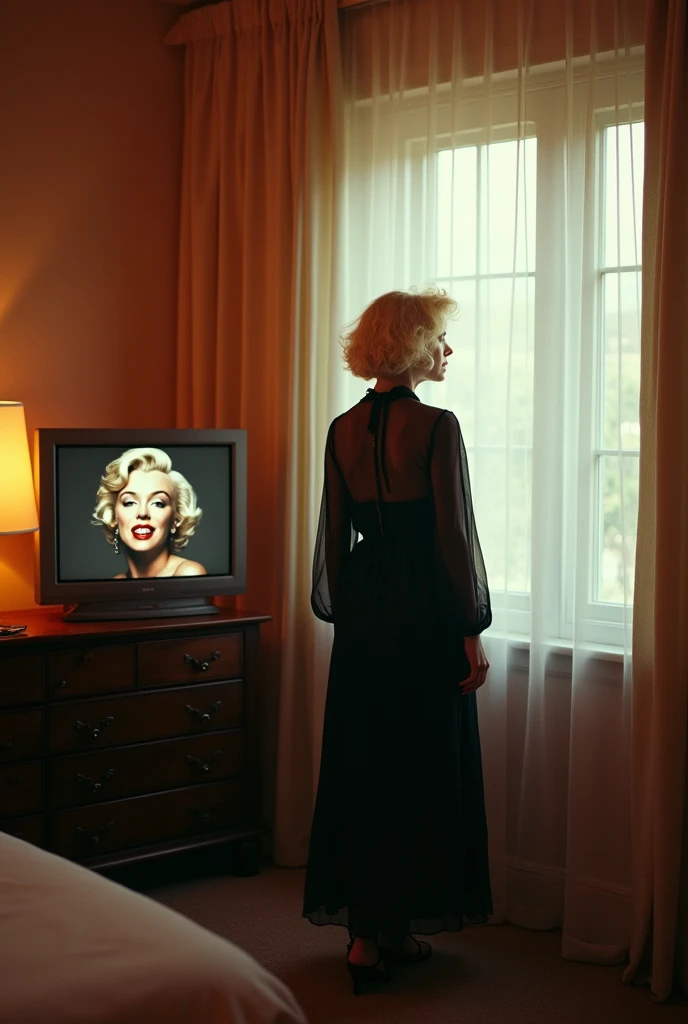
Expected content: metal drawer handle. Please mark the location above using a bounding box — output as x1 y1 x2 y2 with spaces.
185 700 222 723
188 800 224 826
76 768 115 794
75 716 115 739
186 750 223 773
184 650 221 672
75 821 115 846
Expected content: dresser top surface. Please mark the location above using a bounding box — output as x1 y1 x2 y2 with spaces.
0 607 271 650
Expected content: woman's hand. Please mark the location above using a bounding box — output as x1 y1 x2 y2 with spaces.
461 635 490 694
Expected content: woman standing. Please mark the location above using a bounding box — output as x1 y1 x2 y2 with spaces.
303 289 492 994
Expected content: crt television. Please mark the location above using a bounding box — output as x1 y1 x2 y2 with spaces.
35 429 247 621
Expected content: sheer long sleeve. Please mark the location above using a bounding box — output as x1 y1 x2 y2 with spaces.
311 420 357 623
430 411 492 636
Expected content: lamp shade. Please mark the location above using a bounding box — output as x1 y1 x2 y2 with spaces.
0 402 39 535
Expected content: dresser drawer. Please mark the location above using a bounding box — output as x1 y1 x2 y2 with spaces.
137 633 243 689
0 654 44 707
50 730 244 809
0 760 43 816
48 645 135 699
51 779 243 860
48 681 243 755
0 708 44 763
0 813 45 847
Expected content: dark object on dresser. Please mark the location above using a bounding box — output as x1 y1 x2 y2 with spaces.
0 608 269 874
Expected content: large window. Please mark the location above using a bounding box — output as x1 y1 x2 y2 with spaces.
341 58 644 649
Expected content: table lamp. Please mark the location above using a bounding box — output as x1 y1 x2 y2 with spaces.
0 401 39 536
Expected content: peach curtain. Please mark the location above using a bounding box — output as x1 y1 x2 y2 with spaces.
623 0 688 1002
165 0 341 855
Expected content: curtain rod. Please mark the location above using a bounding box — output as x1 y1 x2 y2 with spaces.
172 0 387 7
174 0 385 8
337 0 386 8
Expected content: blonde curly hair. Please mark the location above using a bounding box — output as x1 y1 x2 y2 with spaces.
340 288 458 380
92 447 202 552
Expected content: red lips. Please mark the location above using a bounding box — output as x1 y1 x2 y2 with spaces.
131 526 154 540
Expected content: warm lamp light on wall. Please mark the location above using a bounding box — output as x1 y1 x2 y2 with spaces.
0 402 39 537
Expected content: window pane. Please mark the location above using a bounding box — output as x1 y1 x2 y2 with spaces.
602 271 641 450
433 136 536 601
482 137 537 275
436 146 477 277
478 275 534 447
473 447 532 595
603 122 644 267
597 454 639 604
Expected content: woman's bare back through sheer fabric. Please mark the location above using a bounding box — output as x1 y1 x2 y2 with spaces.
304 385 493 938
333 392 442 501
311 387 491 639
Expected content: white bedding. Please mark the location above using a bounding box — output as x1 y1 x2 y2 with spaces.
0 835 307 1024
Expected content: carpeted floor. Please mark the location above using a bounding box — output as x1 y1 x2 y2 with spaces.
112 853 687 1024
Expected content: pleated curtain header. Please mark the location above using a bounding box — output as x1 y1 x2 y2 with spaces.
165 0 326 45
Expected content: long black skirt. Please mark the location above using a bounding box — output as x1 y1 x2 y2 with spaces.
303 535 493 937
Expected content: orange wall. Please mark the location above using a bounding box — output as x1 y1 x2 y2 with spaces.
0 1 184 610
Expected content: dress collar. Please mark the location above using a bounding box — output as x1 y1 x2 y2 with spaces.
360 385 420 403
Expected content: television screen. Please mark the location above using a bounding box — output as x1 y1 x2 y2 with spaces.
56 445 231 582
35 429 247 621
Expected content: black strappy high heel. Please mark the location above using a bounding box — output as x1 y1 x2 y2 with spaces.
346 936 392 996
378 935 432 965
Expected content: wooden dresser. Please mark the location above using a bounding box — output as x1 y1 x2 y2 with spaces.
0 607 269 874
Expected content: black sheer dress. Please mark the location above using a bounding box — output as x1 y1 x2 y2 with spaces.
303 385 493 938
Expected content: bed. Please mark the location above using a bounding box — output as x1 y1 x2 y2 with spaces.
0 834 307 1024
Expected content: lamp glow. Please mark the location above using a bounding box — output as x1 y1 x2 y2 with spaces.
0 402 39 535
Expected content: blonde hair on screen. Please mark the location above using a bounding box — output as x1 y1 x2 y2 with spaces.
92 447 202 552
340 287 458 380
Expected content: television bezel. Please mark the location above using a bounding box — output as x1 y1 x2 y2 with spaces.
35 428 247 607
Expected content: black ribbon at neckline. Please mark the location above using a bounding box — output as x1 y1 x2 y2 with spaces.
361 386 420 497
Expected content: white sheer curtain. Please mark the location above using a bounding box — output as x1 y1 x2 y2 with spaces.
324 0 645 963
